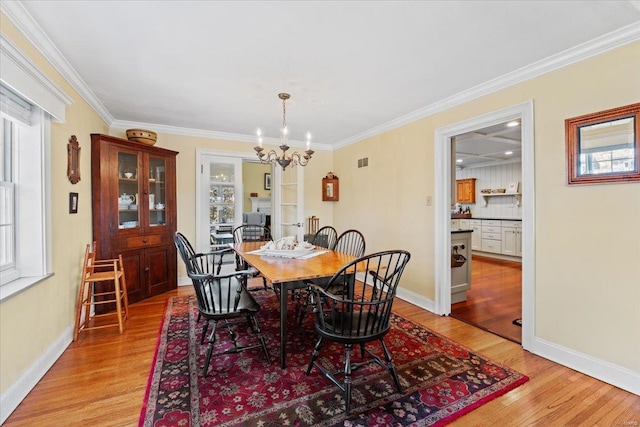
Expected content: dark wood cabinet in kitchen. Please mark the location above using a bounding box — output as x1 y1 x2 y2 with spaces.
91 134 179 311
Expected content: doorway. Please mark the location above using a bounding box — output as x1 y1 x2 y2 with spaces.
434 101 535 351
450 121 523 343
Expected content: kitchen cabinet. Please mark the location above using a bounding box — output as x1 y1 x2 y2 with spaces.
456 178 476 204
470 219 482 250
480 219 502 254
501 220 522 256
91 134 178 311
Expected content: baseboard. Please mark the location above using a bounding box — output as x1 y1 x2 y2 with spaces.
0 325 73 424
534 337 640 396
395 286 436 313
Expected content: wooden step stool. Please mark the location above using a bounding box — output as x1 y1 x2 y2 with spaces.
73 242 129 341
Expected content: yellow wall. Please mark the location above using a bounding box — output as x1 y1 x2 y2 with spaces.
242 162 271 210
333 41 640 372
0 14 109 393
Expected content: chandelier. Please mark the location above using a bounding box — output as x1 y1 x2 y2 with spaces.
254 93 314 170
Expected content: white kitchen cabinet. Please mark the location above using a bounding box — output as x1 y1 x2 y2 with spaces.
470 219 482 250
481 219 502 254
451 219 460 229
501 220 522 256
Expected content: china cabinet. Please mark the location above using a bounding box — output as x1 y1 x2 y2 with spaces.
456 178 476 204
91 134 178 311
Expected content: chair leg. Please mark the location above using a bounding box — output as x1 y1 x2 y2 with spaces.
380 339 402 393
306 337 324 375
118 256 129 320
344 344 353 415
113 274 124 334
201 320 209 345
203 321 219 377
73 279 87 341
249 314 271 364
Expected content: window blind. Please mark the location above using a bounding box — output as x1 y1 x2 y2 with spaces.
0 84 33 126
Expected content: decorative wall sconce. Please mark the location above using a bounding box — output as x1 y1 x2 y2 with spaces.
67 135 81 184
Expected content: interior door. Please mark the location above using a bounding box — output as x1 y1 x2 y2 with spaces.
197 154 243 253
273 165 304 242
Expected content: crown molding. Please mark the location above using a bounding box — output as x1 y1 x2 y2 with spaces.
333 21 640 149
1 0 114 125
4 0 639 148
111 120 334 151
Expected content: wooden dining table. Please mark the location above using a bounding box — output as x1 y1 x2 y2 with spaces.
231 241 358 368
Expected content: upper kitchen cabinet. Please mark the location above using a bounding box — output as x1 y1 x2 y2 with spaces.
456 178 476 204
91 134 179 310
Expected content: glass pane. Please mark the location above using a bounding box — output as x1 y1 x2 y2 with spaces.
118 152 139 229
578 117 636 176
210 162 236 234
149 157 166 227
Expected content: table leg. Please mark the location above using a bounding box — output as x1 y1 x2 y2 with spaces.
280 282 288 368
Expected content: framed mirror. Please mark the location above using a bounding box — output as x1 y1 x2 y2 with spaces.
566 103 640 185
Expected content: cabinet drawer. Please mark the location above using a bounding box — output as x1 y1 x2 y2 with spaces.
126 235 162 248
501 220 522 228
482 225 501 233
481 239 502 253
482 232 501 240
482 219 501 226
470 219 482 226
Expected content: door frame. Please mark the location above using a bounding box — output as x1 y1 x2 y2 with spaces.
434 100 535 350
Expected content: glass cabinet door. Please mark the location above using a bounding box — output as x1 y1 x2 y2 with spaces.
149 156 166 227
118 152 140 229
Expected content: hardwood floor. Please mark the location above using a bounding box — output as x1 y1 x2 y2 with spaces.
4 280 639 426
451 255 523 343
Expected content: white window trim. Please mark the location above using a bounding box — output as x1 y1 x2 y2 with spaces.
0 108 53 301
0 33 67 301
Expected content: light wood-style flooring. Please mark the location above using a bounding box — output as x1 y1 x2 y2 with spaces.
4 280 639 426
451 255 523 343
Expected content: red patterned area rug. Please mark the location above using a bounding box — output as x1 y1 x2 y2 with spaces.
139 291 528 426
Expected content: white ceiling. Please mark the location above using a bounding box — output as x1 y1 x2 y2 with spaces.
455 120 522 168
8 1 640 150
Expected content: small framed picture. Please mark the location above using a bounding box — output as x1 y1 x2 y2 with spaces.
264 173 271 190
507 182 520 194
69 192 79 214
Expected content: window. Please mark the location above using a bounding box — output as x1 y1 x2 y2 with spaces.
0 84 52 300
0 119 16 275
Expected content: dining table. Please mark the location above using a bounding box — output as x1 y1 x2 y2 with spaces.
231 241 359 368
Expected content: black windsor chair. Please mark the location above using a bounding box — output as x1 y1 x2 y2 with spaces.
174 232 271 375
305 249 411 414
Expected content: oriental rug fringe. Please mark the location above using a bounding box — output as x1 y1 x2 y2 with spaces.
139 291 528 426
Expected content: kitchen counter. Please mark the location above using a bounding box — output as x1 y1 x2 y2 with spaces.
470 217 521 221
452 228 473 234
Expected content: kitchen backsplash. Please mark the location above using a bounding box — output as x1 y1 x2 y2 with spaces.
457 161 522 219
